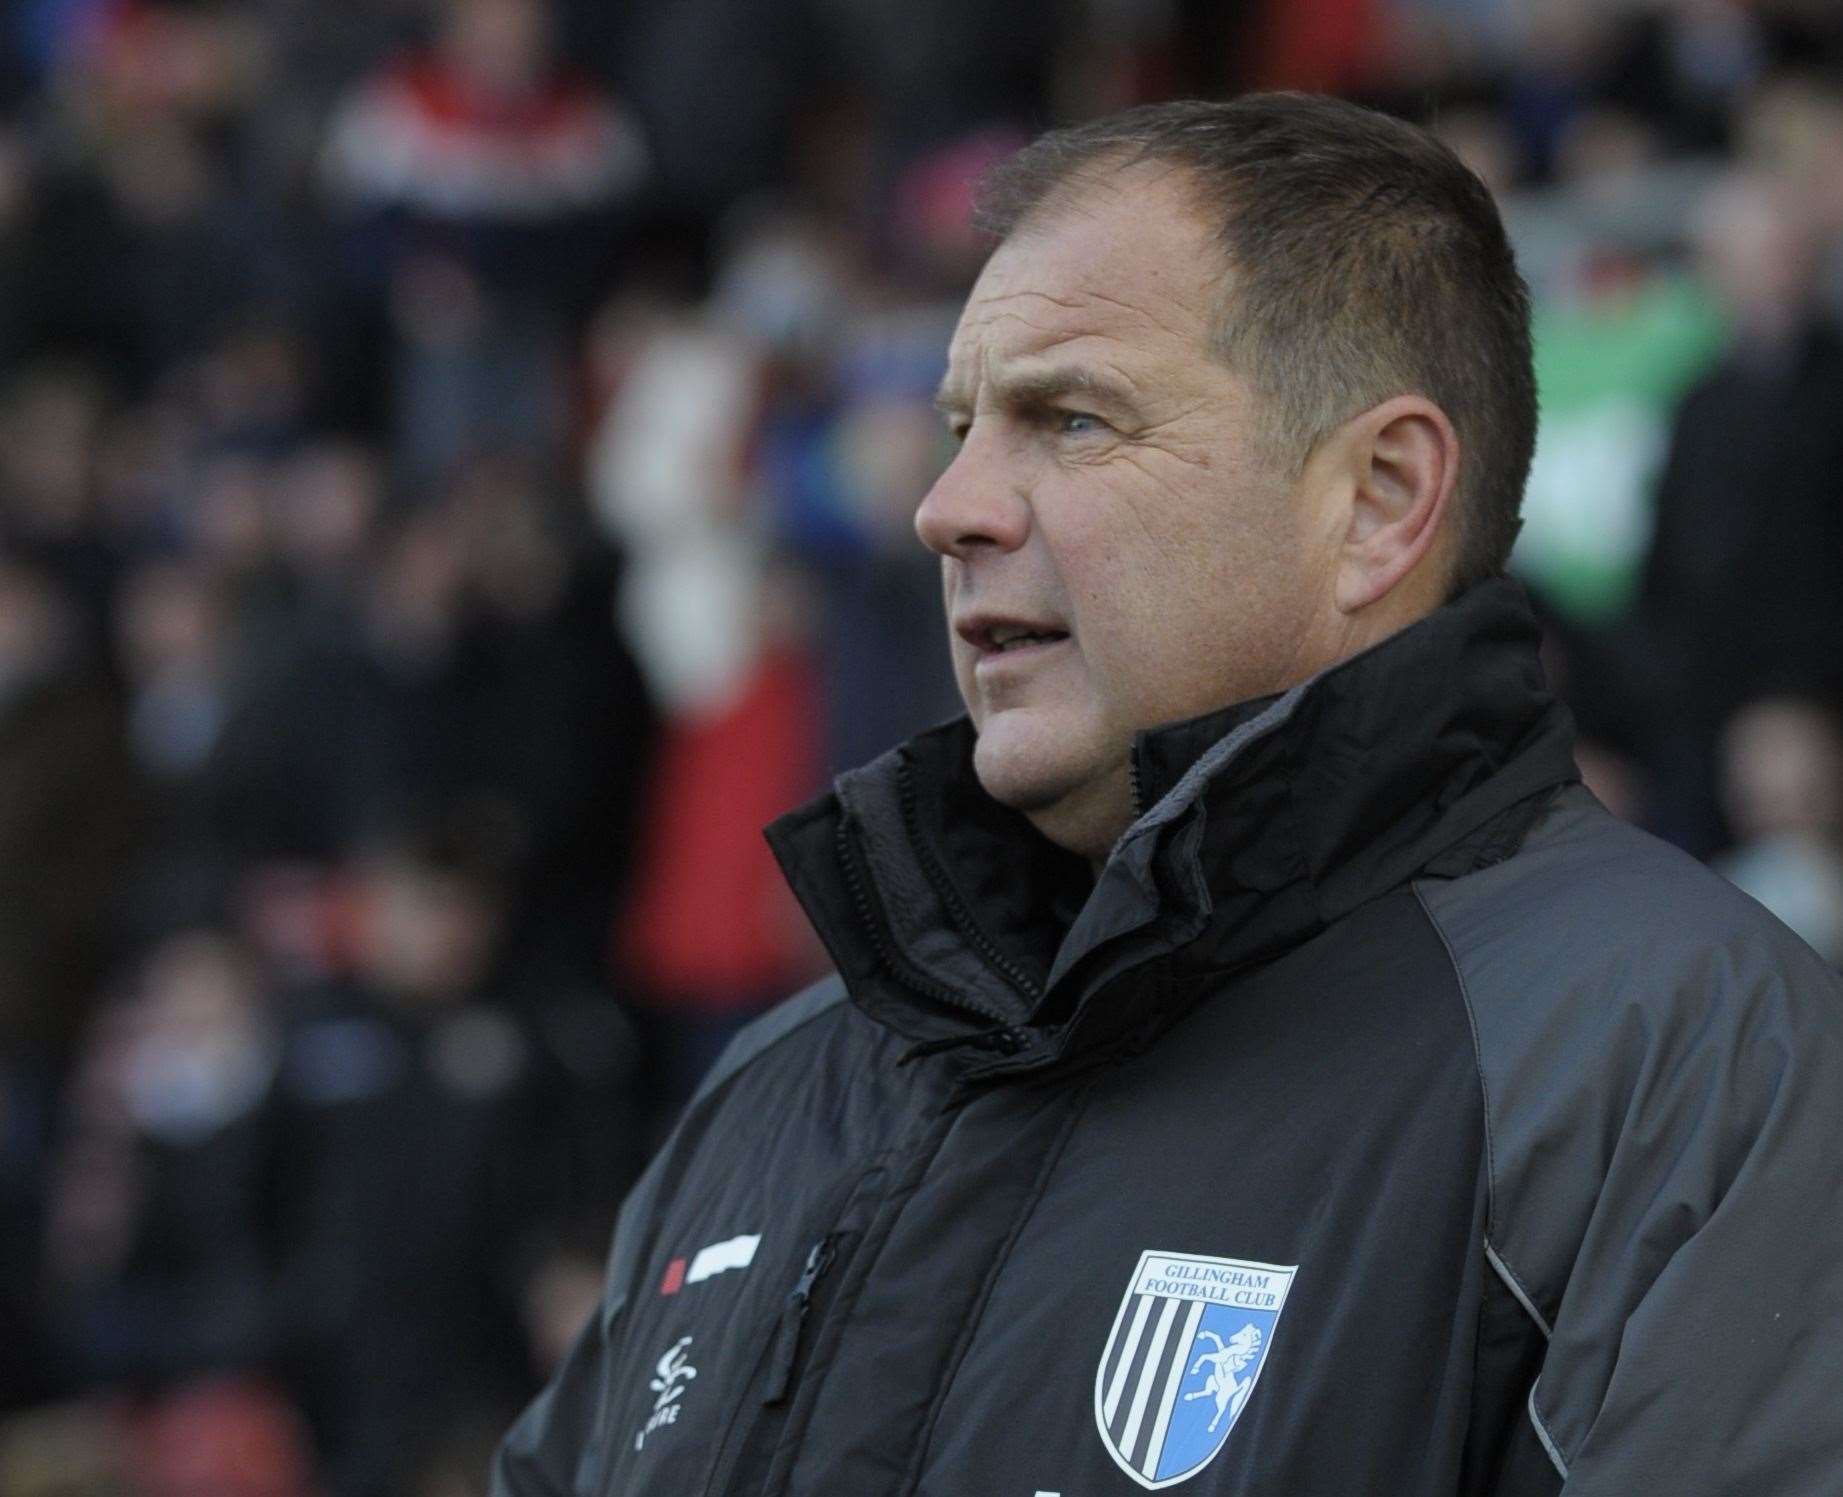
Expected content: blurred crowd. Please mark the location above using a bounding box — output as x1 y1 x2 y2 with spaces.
3 0 1843 1492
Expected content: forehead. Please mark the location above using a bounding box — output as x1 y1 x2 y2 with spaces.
942 168 1226 400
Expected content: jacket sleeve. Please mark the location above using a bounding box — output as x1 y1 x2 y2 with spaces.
1420 806 1843 1494
493 1292 620 1497
1529 943 1843 1494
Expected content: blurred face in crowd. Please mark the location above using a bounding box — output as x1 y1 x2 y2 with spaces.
444 0 551 96
1692 173 1818 342
114 560 223 685
921 167 1360 861
1721 698 1843 842
357 858 500 1005
274 442 381 580
0 369 104 534
137 933 261 1049
0 561 74 690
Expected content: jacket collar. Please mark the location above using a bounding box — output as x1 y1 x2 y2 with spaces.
766 578 1579 1064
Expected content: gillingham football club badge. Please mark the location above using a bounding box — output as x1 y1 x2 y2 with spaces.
1093 1250 1297 1489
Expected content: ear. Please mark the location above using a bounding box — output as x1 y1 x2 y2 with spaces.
1330 395 1460 615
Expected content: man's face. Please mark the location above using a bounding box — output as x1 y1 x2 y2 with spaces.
920 168 1337 859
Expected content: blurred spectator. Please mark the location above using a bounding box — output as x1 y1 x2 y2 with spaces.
704 191 967 773
270 827 633 1497
199 458 653 982
1 1054 55 1412
41 836 638 1494
267 440 384 622
607 0 817 215
589 269 831 1127
589 305 769 716
1738 67 1843 320
614 616 827 1128
191 512 445 869
0 1400 126 1497
439 453 656 982
1623 170 1843 854
321 0 649 478
809 0 1056 159
1251 0 1398 96
45 933 278 1390
0 362 122 641
515 1247 605 1383
128 1376 318 1497
1508 202 1727 631
115 559 235 786
0 557 142 1066
17 0 290 385
1715 697 1843 962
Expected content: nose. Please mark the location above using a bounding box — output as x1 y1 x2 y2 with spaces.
914 430 1031 560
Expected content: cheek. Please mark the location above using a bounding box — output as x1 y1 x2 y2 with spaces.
1075 560 1287 724
1084 600 1193 717
1059 531 1200 697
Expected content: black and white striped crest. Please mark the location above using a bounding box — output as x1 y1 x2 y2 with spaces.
1092 1250 1296 1490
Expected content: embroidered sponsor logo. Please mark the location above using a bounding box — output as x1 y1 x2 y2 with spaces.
634 1336 696 1451
659 1232 761 1295
1093 1250 1296 1489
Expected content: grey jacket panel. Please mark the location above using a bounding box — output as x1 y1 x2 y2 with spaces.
1420 784 1843 1493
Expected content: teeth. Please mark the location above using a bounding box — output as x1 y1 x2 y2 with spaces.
992 629 1058 651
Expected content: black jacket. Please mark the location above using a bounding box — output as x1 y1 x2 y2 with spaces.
496 580 1843 1495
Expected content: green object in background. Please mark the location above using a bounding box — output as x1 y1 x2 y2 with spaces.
1514 274 1727 625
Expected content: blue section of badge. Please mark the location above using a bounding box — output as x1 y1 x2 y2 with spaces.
1153 1302 1279 1483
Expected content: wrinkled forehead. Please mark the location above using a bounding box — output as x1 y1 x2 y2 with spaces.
941 170 1228 400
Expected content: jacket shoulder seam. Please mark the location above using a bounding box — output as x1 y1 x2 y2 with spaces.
1528 1379 1570 1481
1413 880 1572 1478
1483 1239 1553 1341
686 973 851 1111
1412 879 1498 1242
1421 878 1570 1479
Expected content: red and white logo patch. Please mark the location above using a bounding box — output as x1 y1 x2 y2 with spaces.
660 1233 761 1295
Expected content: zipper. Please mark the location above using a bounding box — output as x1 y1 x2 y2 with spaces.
896 758 1045 1005
762 1234 840 1405
836 818 1009 1021
697 1232 851 1497
898 1025 1029 1066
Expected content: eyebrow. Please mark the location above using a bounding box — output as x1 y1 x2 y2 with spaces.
932 363 1140 420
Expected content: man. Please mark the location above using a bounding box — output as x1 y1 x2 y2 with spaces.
496 94 1843 1495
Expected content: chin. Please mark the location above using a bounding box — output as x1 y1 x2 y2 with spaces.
971 720 1129 860
971 719 1083 810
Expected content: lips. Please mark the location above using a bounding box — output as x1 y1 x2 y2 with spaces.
956 614 1072 657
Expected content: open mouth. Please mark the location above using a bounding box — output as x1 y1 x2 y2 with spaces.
986 627 1069 654
959 617 1072 658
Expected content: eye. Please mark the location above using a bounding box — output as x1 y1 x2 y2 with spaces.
1056 410 1108 437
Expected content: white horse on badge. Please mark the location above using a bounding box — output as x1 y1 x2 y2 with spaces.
1184 1324 1263 1432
